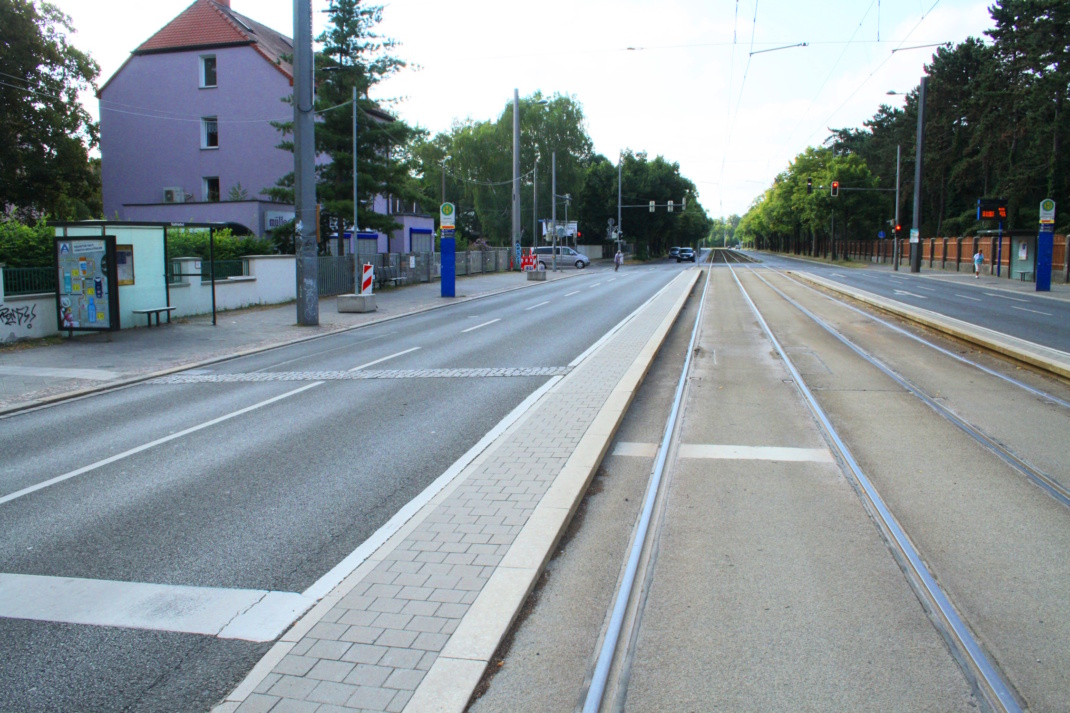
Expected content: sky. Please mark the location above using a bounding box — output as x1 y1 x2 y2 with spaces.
52 0 997 218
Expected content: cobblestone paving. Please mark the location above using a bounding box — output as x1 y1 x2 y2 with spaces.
223 276 690 713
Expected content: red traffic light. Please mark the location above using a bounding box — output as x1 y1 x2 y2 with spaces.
830 181 840 197
895 224 902 234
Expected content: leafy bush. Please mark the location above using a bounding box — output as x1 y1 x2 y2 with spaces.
166 228 275 261
0 217 54 267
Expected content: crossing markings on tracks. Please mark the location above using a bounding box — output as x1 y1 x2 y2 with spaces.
612 442 834 463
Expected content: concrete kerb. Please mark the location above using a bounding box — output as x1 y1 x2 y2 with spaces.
792 271 1070 381
408 269 700 713
0 271 585 419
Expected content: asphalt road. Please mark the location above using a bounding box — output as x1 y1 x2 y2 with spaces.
0 259 694 712
751 251 1070 352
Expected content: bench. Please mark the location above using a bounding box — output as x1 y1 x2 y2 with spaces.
132 306 176 327
1015 271 1034 282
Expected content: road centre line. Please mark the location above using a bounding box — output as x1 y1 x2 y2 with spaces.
985 292 1028 302
0 382 323 506
916 286 935 291
461 318 501 333
525 300 550 311
1 348 421 506
565 291 581 297
1012 306 1053 316
955 294 983 301
589 283 602 288
348 347 420 372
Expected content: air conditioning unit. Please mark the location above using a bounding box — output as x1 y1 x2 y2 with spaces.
163 187 185 203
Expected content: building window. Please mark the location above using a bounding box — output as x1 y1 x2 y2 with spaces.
200 55 217 88
201 117 218 149
203 177 220 202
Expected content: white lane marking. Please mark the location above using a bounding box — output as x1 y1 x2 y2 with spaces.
678 444 834 462
984 292 1028 302
916 286 935 291
955 294 983 301
0 382 322 506
1012 306 1053 316
889 275 909 281
589 283 602 288
348 347 420 372
607 278 617 282
303 375 563 600
525 301 550 311
461 318 501 333
0 572 310 642
0 366 119 381
893 289 927 299
612 442 659 458
565 291 581 297
830 273 845 278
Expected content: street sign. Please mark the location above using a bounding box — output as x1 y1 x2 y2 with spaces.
442 228 455 239
977 197 1008 221
878 231 886 239
909 228 920 244
439 202 456 228
1039 198 1056 225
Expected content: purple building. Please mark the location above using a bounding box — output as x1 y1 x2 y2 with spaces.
98 0 297 235
99 0 434 246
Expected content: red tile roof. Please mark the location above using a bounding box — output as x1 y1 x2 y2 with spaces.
134 0 293 80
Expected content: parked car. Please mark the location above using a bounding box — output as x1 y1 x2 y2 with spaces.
669 247 681 258
533 246 590 269
677 247 696 262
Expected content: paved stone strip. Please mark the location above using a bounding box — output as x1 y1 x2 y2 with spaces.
148 367 572 384
215 272 697 713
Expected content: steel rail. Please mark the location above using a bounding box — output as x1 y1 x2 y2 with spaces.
731 258 1070 509
724 260 1022 713
581 264 712 713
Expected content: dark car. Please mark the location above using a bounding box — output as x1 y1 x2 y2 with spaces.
668 247 681 258
677 247 696 262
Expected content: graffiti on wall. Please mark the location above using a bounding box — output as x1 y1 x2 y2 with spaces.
0 303 37 329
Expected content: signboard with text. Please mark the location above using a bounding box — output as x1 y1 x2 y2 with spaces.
439 202 456 229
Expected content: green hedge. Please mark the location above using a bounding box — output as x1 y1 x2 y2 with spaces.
165 228 275 261
0 218 53 268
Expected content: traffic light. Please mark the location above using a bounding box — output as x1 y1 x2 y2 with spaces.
806 177 812 194
576 231 581 238
895 223 902 237
649 200 655 212
830 181 840 197
667 200 674 213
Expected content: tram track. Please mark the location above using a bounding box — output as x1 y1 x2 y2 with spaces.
718 254 1022 712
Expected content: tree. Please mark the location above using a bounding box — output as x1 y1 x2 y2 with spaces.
0 0 101 220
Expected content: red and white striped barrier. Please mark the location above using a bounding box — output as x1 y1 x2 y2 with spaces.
361 263 374 294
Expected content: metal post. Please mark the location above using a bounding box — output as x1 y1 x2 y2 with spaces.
533 160 538 254
293 0 318 323
617 155 623 246
551 151 558 271
512 89 520 259
894 144 901 270
352 86 359 268
910 77 927 273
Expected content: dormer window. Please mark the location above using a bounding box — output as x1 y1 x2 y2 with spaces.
200 55 217 88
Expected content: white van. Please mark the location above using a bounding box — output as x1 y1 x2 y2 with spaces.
533 246 590 269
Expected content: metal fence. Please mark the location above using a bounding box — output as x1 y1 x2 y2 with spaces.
317 255 354 296
3 266 56 296
166 259 248 284
336 249 510 291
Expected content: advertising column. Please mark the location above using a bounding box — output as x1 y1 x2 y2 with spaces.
54 237 119 332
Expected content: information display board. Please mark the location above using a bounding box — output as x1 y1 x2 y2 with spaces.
54 236 119 331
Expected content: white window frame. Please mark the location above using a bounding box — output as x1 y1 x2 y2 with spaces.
201 116 218 149
203 177 220 203
200 55 217 88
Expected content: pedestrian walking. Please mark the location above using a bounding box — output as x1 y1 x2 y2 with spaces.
973 249 984 278
614 249 623 271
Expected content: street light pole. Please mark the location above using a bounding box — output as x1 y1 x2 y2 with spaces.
352 86 358 266
894 144 901 270
533 159 538 255
512 89 520 258
910 76 927 273
617 155 622 246
293 0 318 324
551 151 557 271
440 155 449 204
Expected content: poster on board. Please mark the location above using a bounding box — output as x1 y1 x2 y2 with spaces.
54 236 120 331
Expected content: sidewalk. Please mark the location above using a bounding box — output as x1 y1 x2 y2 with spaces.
210 270 699 713
0 270 580 415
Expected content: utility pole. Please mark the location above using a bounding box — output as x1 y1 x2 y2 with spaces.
551 151 558 271
617 155 622 245
910 76 927 273
352 86 359 269
293 0 318 324
512 89 520 259
533 160 538 254
893 144 900 270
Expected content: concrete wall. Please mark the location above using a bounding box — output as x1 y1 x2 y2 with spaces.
0 268 57 343
167 255 295 317
100 45 292 218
